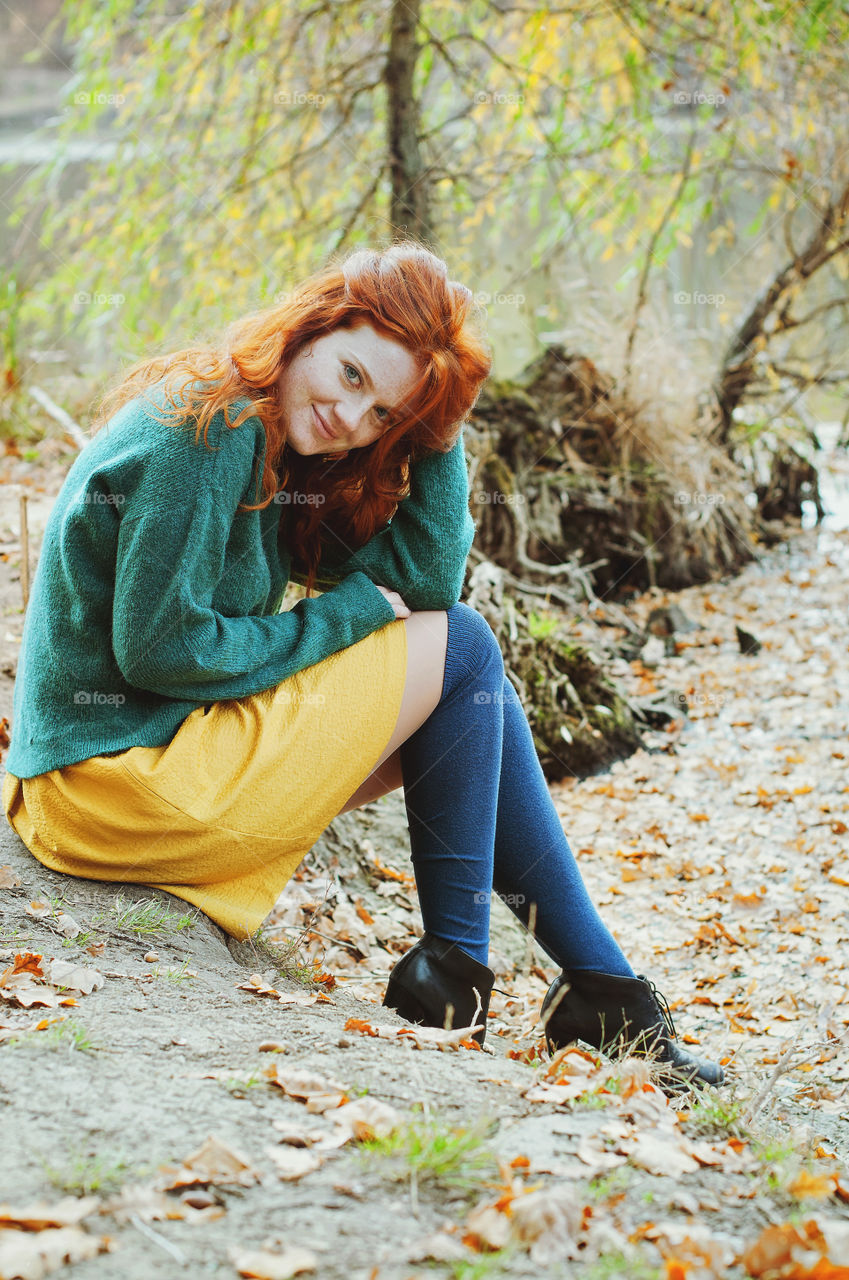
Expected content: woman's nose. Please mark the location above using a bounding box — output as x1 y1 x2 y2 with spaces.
336 397 369 435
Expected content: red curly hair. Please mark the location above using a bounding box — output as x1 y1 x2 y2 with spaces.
91 240 492 596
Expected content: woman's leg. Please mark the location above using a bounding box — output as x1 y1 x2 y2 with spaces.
365 605 721 1085
397 603 505 965
342 602 634 977
489 673 634 976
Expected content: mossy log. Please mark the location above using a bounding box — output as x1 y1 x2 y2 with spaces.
464 559 642 781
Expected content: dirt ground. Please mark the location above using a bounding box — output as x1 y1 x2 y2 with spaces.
1 437 848 1279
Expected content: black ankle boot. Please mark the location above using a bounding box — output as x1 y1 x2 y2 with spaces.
383 932 495 1045
540 969 724 1089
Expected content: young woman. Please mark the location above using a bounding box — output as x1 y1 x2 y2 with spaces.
2 242 722 1088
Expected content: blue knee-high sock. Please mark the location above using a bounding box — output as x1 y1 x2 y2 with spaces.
492 675 635 977
398 603 503 965
399 602 634 978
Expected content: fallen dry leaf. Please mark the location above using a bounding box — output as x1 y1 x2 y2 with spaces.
103 1183 225 1224
270 1120 348 1153
0 952 101 1010
0 1197 100 1230
462 1201 513 1252
236 976 333 1006
52 914 82 940
44 960 103 995
406 1230 470 1263
264 1066 349 1114
160 1135 260 1189
342 1016 484 1051
331 1096 403 1142
0 1225 111 1278
264 1146 323 1181
626 1131 700 1176
230 1243 317 1278
0 974 64 1010
509 1186 584 1263
343 1017 379 1037
3 953 44 979
741 1218 849 1277
575 1137 628 1172
0 866 21 889
787 1169 840 1201
637 1219 741 1273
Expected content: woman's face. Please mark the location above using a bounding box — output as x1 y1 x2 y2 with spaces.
277 321 422 456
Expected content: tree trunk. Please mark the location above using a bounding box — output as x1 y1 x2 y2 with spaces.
714 177 849 444
385 0 434 246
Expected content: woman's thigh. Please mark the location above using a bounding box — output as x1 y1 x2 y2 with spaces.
336 608 448 814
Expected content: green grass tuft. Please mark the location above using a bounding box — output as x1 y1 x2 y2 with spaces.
358 1110 499 1197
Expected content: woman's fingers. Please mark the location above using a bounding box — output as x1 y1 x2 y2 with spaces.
374 585 411 619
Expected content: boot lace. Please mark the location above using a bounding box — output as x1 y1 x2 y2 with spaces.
643 976 678 1041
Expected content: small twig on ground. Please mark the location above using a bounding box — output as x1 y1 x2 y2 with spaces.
129 1213 187 1264
743 1030 827 1125
29 386 89 451
521 902 539 979
268 924 365 955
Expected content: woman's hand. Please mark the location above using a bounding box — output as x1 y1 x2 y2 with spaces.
375 584 411 619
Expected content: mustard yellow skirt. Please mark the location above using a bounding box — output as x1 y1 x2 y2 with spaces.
2 620 408 939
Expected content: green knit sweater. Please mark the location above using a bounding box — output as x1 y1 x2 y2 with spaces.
5 384 475 778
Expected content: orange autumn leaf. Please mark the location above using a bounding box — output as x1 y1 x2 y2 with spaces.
10 953 45 978
370 855 416 888
733 892 764 908
787 1170 837 1200
343 1017 379 1037
507 1046 542 1064
742 1221 849 1278
311 969 337 990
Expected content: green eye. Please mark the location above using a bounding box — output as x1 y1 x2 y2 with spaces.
343 363 360 384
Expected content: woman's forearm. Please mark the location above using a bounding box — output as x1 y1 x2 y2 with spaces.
313 431 476 609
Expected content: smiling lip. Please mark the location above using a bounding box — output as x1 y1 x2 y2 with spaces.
312 405 339 441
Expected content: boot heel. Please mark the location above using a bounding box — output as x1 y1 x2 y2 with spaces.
382 932 495 1045
384 978 431 1025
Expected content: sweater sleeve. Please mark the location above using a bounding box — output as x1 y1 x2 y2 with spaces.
311 430 476 610
113 495 397 700
110 411 398 701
